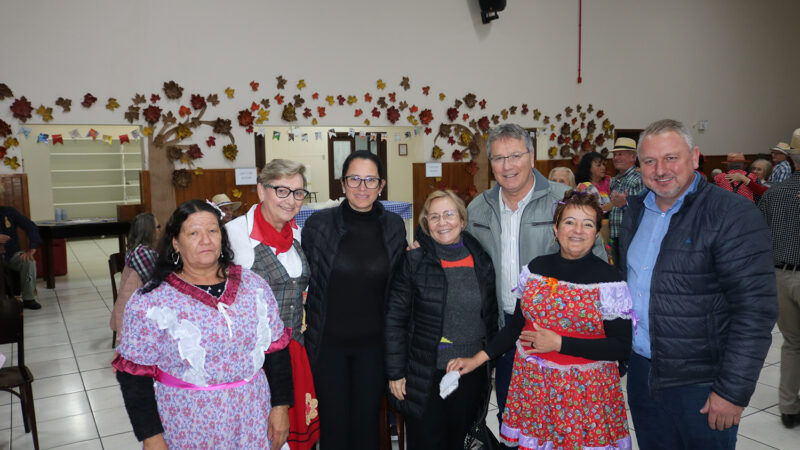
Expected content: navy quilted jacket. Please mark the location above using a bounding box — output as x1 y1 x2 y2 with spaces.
618 177 777 406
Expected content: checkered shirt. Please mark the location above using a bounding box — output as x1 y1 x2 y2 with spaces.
758 171 800 265
125 244 157 283
769 160 792 185
608 166 645 240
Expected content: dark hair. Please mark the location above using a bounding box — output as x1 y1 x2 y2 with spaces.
342 150 384 180
143 200 234 293
127 213 157 253
553 190 604 233
575 152 605 184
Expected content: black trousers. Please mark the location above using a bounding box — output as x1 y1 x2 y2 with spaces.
406 368 489 450
311 342 385 450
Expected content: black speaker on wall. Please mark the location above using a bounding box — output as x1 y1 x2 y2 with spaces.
479 0 506 24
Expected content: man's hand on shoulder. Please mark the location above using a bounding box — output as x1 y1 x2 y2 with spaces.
700 391 743 431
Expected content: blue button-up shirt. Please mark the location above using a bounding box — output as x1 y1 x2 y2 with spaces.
628 173 701 358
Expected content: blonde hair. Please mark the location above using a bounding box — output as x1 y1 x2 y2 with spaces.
258 159 307 187
548 166 576 188
418 190 468 235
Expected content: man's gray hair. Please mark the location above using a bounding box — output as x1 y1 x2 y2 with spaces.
486 123 534 158
639 119 695 153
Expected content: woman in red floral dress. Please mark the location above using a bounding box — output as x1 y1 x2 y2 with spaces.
449 190 634 449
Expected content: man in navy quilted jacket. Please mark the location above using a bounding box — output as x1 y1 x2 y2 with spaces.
618 119 777 449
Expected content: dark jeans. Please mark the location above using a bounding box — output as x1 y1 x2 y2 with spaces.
494 313 516 449
406 368 488 450
311 342 385 450
627 352 738 450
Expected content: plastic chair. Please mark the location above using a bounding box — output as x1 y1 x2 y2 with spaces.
108 252 125 348
0 291 39 449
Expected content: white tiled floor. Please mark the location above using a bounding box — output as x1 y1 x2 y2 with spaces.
1 237 798 449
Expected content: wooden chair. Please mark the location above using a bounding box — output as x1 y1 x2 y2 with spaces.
108 252 125 348
0 287 39 449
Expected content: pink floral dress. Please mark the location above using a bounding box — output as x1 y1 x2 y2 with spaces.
501 269 633 450
116 265 287 449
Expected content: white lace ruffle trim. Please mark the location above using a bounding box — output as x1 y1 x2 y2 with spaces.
249 288 273 374
146 306 210 387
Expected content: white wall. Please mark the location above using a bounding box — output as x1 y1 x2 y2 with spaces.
2 0 798 176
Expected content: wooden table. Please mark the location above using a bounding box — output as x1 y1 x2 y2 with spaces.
36 219 130 289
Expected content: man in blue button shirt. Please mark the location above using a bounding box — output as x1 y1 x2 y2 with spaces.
618 119 777 449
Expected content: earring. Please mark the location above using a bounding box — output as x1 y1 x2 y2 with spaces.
171 251 181 266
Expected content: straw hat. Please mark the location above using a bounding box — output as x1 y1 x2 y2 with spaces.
211 193 242 212
771 142 790 155
610 137 637 153
791 128 800 151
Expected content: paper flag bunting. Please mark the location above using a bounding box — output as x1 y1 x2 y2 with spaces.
273 131 280 141
119 135 130 144
369 133 377 141
394 133 401 141
255 128 265 137
405 131 412 138
288 133 295 142
104 135 114 145
131 130 141 140
37 133 49 143
380 134 387 142
315 132 322 140
52 134 63 145
19 126 31 138
328 129 336 138
359 132 366 138
87 129 99 140
70 129 81 139
301 133 308 142
348 128 355 137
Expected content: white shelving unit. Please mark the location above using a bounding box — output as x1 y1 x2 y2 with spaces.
49 139 143 219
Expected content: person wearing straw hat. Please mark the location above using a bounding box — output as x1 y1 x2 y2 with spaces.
758 129 800 429
211 193 242 224
604 137 644 264
769 142 794 185
714 153 764 203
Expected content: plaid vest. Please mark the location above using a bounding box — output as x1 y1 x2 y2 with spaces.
251 240 310 344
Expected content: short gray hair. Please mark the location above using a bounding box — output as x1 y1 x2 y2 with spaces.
258 159 307 188
486 123 534 158
639 119 695 153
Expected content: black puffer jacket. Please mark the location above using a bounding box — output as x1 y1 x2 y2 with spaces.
385 228 498 418
301 201 407 363
618 177 777 407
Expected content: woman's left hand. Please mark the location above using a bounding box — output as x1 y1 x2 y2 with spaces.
519 323 562 354
268 405 290 450
725 172 749 184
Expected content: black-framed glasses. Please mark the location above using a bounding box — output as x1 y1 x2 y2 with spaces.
488 152 528 164
343 175 381 189
264 184 310 201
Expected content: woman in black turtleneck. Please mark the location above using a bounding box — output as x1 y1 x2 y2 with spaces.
449 190 634 449
301 151 407 449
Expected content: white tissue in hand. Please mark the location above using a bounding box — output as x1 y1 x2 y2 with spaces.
439 370 461 398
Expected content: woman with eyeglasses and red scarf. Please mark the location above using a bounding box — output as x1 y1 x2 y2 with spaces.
301 150 407 450
227 158 318 449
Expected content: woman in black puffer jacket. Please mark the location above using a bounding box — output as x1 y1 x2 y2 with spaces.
385 190 498 450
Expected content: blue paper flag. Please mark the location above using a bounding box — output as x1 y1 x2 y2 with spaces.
37 133 49 143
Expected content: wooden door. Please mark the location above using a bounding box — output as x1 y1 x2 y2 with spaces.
327 132 387 201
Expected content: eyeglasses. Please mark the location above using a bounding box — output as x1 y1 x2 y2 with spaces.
489 152 528 164
426 210 459 224
264 184 310 201
343 175 381 189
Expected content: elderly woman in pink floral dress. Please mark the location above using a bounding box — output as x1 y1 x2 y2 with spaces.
112 200 293 450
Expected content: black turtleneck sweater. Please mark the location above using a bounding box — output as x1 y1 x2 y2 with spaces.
485 251 632 361
323 201 390 348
